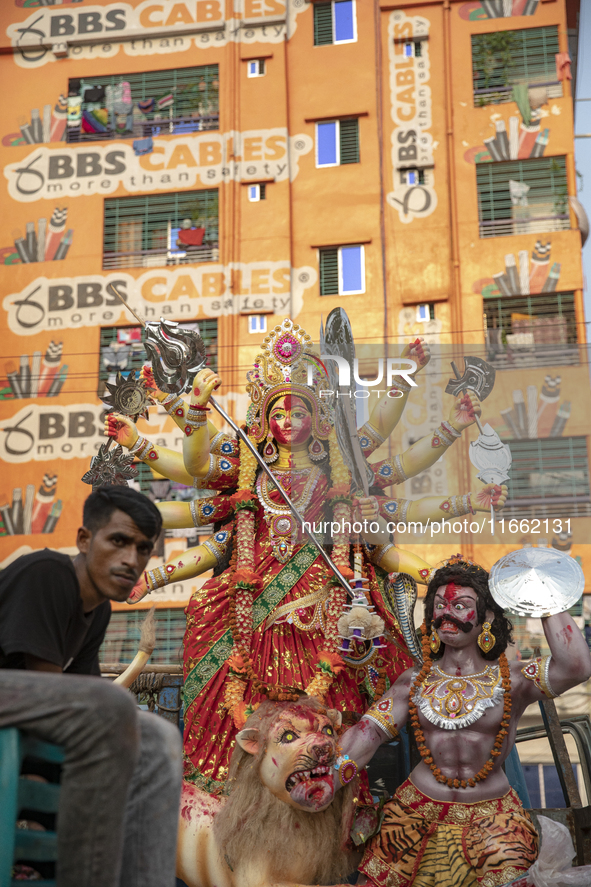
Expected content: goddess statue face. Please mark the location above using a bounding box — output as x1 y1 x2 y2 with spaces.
269 395 313 446
432 584 483 650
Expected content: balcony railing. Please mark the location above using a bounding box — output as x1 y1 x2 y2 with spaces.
103 243 219 270
474 81 563 106
479 214 570 239
485 342 580 371
68 113 219 143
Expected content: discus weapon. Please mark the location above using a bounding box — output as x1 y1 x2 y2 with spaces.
81 370 154 489
87 284 355 595
489 547 584 617
445 356 512 532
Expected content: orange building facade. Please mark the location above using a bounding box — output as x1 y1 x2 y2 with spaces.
0 0 588 658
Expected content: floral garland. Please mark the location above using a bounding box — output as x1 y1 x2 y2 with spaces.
222 426 356 725
365 558 387 699
408 625 511 789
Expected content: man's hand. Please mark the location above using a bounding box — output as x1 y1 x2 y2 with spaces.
192 368 221 406
448 391 481 432
104 413 139 449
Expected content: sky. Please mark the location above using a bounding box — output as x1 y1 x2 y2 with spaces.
575 1 591 325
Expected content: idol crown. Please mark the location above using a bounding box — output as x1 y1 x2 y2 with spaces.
245 318 332 443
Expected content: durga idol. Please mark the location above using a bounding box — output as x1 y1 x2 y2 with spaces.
105 319 505 794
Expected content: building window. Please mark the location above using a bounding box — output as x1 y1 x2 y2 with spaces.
98 320 218 395
103 189 219 270
484 292 577 369
504 437 590 519
476 157 569 238
416 303 435 322
314 0 356 46
400 168 425 186
247 59 266 77
316 119 359 167
472 27 562 106
319 244 365 296
248 184 266 201
67 65 219 143
404 41 422 58
249 315 267 334
100 608 186 665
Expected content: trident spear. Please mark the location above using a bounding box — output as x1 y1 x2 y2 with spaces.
92 284 354 595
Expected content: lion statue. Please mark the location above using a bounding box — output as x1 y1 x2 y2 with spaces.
176 697 360 887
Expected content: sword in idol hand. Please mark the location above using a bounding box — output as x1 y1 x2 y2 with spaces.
445 356 512 534
101 284 355 596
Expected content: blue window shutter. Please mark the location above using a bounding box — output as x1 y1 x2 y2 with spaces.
334 0 355 42
340 245 363 293
317 121 338 166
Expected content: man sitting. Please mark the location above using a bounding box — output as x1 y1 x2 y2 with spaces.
338 556 591 887
0 485 182 887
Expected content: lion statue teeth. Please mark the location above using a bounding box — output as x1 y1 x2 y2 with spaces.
177 697 360 887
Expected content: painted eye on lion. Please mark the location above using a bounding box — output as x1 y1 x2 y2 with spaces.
323 726 334 737
280 730 297 743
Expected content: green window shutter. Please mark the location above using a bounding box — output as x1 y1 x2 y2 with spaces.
319 248 339 295
476 157 569 238
103 189 219 269
339 118 359 164
503 437 590 514
68 65 219 142
100 609 186 665
314 3 333 46
472 27 561 106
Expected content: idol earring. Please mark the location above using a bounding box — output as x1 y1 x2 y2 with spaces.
478 621 496 654
263 433 279 464
308 438 326 462
430 628 440 654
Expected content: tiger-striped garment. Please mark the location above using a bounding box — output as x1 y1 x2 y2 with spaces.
359 779 538 887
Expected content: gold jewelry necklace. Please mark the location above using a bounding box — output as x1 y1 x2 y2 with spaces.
414 662 503 730
409 635 512 789
256 467 321 563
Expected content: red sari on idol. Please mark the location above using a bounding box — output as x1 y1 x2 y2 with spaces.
182 455 411 794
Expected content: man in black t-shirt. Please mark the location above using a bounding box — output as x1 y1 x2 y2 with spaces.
0 486 182 887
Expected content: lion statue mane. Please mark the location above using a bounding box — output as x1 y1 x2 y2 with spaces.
177 697 360 887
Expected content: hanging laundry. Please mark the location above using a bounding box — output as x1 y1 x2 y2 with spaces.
83 86 106 103
67 95 82 128
138 98 155 114
133 137 154 156
157 93 174 110
555 52 572 81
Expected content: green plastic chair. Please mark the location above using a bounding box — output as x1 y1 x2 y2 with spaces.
0 728 64 887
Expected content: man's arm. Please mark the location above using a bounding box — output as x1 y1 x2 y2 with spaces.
0 559 76 670
24 654 61 673
518 611 591 704
337 669 414 780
